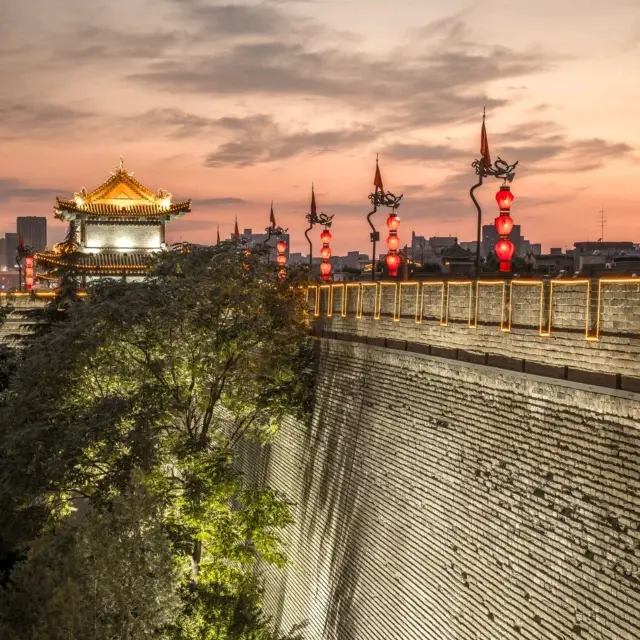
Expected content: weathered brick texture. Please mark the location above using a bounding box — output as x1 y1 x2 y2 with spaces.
238 340 640 640
309 280 640 378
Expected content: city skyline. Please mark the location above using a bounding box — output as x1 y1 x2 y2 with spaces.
3 0 640 254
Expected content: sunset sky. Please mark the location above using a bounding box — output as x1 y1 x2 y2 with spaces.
2 0 640 254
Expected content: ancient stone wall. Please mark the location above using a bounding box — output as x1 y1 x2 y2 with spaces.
308 279 640 388
238 338 640 640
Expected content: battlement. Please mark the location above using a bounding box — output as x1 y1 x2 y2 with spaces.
308 277 640 387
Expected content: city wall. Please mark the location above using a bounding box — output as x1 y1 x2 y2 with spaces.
236 277 640 640
309 277 640 387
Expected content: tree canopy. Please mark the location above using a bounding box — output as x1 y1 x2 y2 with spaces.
0 242 312 639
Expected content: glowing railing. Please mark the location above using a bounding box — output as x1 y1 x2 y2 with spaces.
306 277 640 342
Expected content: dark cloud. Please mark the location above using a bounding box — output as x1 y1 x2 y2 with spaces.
204 120 378 167
494 123 634 173
539 138 635 173
2 3 559 162
0 178 61 204
52 26 178 63
130 41 549 111
134 109 273 140
383 143 468 162
192 197 247 207
0 103 95 139
126 7 551 134
378 120 635 177
499 144 566 164
176 1 289 38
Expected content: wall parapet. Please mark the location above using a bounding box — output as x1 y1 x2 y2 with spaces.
307 277 640 382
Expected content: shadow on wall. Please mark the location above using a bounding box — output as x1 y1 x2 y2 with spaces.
238 339 371 637
299 340 369 638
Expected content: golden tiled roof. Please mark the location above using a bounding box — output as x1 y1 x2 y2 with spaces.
35 251 152 274
55 158 191 220
55 198 191 218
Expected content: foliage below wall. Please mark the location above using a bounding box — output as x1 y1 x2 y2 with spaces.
0 243 313 640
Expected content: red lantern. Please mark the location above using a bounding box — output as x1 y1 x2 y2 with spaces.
275 237 287 278
494 214 514 236
387 235 400 251
495 239 515 272
385 212 401 278
25 256 34 291
386 215 400 232
386 253 400 276
496 185 514 211
493 185 516 272
320 225 332 282
320 229 332 244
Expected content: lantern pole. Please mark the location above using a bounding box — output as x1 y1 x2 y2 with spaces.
470 172 484 278
304 222 314 269
368 156 403 281
264 203 289 279
305 187 333 278
366 203 379 282
470 157 518 277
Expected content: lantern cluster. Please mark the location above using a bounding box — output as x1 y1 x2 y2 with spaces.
320 227 332 281
276 239 287 280
386 212 401 277
494 185 515 272
25 256 34 291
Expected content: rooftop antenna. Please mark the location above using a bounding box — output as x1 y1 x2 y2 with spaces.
598 206 606 242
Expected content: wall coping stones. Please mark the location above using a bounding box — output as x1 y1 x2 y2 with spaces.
315 334 640 400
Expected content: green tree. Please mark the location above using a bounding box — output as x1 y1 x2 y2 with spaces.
0 479 184 640
0 243 311 639
44 220 82 321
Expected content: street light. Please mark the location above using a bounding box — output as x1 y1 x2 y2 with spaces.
494 184 516 272
469 111 519 277
386 213 401 276
367 156 403 281
264 202 289 279
320 228 332 281
305 185 333 271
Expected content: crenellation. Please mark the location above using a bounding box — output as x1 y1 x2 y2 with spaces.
311 278 640 379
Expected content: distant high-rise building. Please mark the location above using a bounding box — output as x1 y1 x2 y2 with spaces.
0 238 5 271
17 216 47 253
3 233 19 270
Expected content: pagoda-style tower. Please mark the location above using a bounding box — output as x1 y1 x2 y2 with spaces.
36 158 191 283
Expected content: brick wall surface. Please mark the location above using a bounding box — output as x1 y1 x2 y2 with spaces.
238 339 640 640
309 280 640 379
